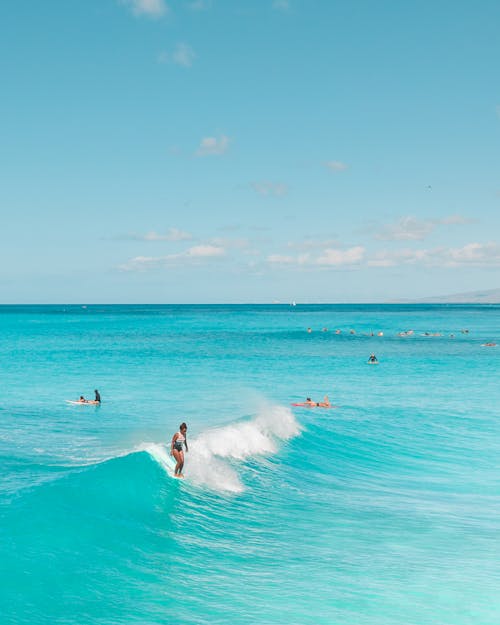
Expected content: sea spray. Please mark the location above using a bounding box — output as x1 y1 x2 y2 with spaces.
141 403 301 493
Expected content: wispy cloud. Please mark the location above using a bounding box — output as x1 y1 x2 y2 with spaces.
325 160 348 172
444 242 500 266
158 43 196 67
375 215 473 241
316 246 365 266
375 216 435 241
367 242 500 268
196 135 231 156
185 0 210 10
272 0 291 10
287 237 339 251
251 181 288 197
268 254 295 265
141 228 193 241
440 214 474 225
173 43 196 67
209 237 250 250
121 0 168 18
267 246 365 268
116 228 193 242
119 244 226 271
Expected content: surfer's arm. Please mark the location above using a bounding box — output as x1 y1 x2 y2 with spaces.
185 437 188 452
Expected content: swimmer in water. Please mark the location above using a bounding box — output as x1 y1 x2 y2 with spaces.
368 353 378 363
171 422 188 477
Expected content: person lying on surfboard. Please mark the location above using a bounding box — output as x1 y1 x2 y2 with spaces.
76 394 100 405
293 396 331 407
171 422 189 478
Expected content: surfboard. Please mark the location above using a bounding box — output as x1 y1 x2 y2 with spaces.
65 400 100 405
291 403 338 408
367 361 379 365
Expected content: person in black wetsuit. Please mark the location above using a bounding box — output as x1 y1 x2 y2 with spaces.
94 389 101 403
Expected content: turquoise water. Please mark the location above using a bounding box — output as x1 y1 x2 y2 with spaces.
1 304 499 625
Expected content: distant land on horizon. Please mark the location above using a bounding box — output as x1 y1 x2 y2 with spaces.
395 288 500 304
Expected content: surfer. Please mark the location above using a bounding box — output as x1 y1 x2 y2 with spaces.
368 354 378 363
77 396 87 403
94 389 101 403
171 423 188 477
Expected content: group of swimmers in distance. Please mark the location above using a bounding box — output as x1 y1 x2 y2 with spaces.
307 327 384 336
76 389 101 404
306 327 481 338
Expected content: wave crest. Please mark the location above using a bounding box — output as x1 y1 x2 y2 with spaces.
143 403 300 493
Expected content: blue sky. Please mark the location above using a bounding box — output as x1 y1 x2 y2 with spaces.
1 0 499 303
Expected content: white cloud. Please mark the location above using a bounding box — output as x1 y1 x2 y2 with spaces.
267 254 295 264
325 160 348 172
196 135 231 156
145 228 193 241
367 242 500 268
266 246 364 268
119 255 157 271
316 246 365 266
251 181 288 197
121 0 168 18
210 237 250 250
186 245 225 258
375 216 435 241
119 228 193 242
444 242 500 266
367 248 428 267
119 244 226 271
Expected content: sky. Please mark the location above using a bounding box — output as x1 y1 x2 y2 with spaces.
1 0 499 303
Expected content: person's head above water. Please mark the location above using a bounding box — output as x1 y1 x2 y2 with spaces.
180 422 187 433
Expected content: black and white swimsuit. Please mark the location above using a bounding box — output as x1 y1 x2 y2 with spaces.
173 433 185 452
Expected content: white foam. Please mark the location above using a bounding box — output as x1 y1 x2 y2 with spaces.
142 403 301 494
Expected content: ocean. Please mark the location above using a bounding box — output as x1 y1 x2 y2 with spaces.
1 304 499 625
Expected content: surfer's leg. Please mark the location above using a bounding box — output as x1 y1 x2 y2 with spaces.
172 449 182 474
178 451 184 476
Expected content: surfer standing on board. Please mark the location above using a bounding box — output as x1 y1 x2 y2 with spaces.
171 423 188 478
